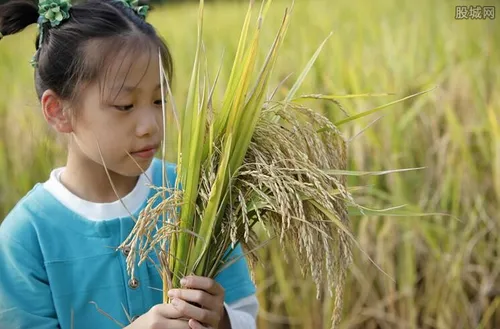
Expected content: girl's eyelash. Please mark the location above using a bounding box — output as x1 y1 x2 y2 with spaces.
114 101 165 111
115 105 134 111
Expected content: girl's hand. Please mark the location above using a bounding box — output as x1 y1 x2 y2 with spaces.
168 275 230 329
124 303 190 329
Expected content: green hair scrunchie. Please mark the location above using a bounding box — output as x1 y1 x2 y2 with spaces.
116 0 149 19
31 0 72 67
38 0 72 28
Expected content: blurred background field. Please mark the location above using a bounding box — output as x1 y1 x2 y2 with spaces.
0 0 498 328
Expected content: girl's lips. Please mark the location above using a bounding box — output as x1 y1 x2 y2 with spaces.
132 147 157 159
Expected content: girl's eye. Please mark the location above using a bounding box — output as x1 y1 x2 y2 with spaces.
154 100 164 106
115 104 134 111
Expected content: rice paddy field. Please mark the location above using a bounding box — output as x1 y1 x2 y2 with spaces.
0 0 498 328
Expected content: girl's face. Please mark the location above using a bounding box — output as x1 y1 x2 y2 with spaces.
70 46 164 177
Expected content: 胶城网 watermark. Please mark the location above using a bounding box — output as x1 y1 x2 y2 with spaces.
455 5 495 20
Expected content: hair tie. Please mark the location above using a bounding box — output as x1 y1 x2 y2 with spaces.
116 0 149 19
31 0 72 68
38 0 72 28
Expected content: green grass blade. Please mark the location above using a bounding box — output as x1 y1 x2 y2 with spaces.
331 86 438 127
324 167 426 176
213 0 256 136
284 31 333 103
292 92 394 101
229 6 292 174
173 0 206 288
190 132 234 275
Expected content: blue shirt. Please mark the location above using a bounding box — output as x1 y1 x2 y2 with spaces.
0 158 256 329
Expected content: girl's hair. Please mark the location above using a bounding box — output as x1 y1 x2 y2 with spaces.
0 0 174 103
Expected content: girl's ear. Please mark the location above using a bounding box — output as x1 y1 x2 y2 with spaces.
41 90 73 133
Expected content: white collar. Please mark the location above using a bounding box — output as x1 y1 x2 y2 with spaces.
42 164 154 221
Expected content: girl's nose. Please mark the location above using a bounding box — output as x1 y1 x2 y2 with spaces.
136 107 161 137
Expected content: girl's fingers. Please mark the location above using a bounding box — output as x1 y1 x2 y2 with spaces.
188 319 209 329
168 288 214 308
132 313 190 329
172 298 220 327
181 276 225 296
149 303 184 319
164 319 192 329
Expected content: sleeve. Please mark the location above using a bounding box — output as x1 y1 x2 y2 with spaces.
0 235 59 329
224 295 259 329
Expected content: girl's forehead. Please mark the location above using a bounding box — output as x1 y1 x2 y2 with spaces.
101 47 161 94
81 35 160 94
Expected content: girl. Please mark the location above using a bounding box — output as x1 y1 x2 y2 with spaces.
0 1 259 328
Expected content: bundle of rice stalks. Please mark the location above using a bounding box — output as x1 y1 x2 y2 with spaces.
117 0 430 327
